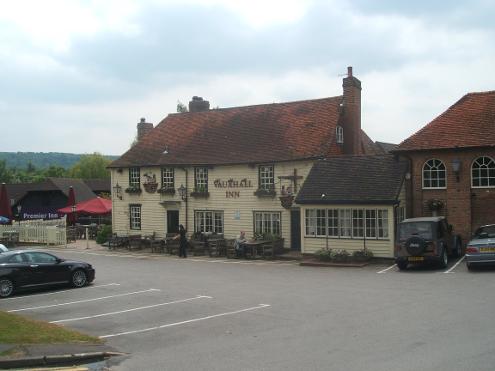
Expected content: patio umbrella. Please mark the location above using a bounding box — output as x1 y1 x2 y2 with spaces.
66 186 76 225
0 183 13 224
58 197 112 215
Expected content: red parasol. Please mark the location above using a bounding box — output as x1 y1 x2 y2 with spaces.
66 186 76 225
58 197 112 215
0 183 13 223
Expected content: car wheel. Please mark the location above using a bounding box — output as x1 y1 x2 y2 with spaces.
71 270 87 288
397 260 408 270
0 278 14 298
439 248 448 269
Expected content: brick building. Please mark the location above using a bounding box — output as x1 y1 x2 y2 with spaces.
394 91 495 244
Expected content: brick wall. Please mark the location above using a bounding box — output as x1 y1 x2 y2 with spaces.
404 148 495 244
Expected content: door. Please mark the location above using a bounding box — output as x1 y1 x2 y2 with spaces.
290 209 301 251
23 252 68 285
167 210 180 234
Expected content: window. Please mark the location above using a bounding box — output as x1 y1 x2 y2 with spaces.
195 211 223 233
304 208 390 240
336 126 344 144
129 204 141 230
194 167 208 192
23 252 57 264
129 167 141 188
254 211 281 236
259 165 274 191
423 159 446 188
161 167 175 189
395 206 406 228
472 156 495 187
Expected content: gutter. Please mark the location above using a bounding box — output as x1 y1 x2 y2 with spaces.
0 351 125 369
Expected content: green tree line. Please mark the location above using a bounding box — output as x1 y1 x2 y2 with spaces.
0 153 112 183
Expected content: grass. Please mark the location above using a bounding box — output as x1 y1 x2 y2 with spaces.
0 311 100 345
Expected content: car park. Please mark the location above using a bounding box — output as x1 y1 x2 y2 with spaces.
466 224 495 270
0 250 95 298
395 217 462 270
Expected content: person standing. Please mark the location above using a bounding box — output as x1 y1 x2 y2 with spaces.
175 224 188 258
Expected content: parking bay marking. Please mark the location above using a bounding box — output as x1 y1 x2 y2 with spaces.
377 264 397 274
8 288 160 313
444 256 466 274
51 295 213 323
1 283 121 301
99 303 271 339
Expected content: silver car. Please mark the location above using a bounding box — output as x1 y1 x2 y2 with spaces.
466 224 495 270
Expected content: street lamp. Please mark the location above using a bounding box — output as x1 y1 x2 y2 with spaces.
71 205 76 226
112 183 123 200
177 184 187 201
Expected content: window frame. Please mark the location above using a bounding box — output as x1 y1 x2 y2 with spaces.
129 167 141 188
194 167 208 192
194 210 224 234
422 159 447 189
471 156 495 188
161 167 175 189
336 126 344 144
129 204 142 230
258 165 275 191
253 211 281 237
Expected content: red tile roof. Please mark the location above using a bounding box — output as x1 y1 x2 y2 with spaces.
111 97 379 167
396 91 495 152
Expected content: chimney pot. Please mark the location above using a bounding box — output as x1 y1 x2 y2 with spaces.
140 117 146 123
347 66 353 77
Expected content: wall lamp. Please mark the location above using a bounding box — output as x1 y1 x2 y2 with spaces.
112 183 123 200
452 158 461 182
178 184 187 201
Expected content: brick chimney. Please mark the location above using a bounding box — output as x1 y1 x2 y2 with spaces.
137 118 153 141
341 66 362 155
189 96 210 112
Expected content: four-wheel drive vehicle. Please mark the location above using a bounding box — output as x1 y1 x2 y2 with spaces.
395 217 462 270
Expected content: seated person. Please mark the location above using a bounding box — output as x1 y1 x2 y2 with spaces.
234 231 247 257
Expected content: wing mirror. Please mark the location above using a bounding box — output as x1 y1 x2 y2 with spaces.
56 258 64 264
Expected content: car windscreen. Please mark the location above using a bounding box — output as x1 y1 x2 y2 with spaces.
474 225 495 239
398 222 434 241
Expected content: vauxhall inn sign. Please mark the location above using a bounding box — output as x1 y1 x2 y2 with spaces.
214 178 253 198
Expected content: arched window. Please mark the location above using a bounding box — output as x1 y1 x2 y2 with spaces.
423 159 446 188
472 156 495 187
336 126 344 144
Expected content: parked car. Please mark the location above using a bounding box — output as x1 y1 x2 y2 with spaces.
0 250 95 298
466 224 495 270
0 244 8 253
395 217 462 270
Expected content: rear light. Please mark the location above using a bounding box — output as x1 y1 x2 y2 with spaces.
466 246 478 254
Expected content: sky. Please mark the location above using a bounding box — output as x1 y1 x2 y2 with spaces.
1 0 494 155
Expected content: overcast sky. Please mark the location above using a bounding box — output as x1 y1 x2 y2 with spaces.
1 0 494 155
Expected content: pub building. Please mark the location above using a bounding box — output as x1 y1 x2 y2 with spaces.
109 67 403 256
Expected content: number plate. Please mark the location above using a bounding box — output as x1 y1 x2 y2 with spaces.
408 256 424 262
479 247 495 253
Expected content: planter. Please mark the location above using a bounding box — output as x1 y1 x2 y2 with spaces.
190 191 210 198
254 189 276 197
158 187 176 195
125 187 142 195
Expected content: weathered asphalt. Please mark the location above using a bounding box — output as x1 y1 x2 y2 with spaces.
1 244 494 371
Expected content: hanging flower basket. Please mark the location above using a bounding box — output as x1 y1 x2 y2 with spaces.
279 195 295 209
143 182 158 193
427 199 444 211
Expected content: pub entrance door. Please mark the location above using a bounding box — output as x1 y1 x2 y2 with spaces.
167 210 179 234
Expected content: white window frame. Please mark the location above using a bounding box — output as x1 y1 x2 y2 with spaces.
129 204 141 230
259 165 274 191
422 159 446 189
471 156 495 188
129 167 141 188
352 209 364 238
195 210 223 233
377 210 389 239
194 167 208 192
327 209 339 237
161 167 175 189
336 126 344 144
254 211 281 236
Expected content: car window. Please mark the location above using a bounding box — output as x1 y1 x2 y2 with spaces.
9 254 25 263
0 254 13 263
23 252 58 264
399 222 433 240
475 225 495 239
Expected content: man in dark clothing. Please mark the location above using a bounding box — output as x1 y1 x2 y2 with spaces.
176 224 188 258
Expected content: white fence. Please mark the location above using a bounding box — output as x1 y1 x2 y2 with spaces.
0 225 67 246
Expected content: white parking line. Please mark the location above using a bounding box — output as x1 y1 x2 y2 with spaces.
1 283 121 301
377 264 397 274
99 303 271 339
8 288 160 312
51 295 213 323
444 256 466 274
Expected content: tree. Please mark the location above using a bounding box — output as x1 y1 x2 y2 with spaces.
69 153 111 179
0 160 13 183
177 100 188 113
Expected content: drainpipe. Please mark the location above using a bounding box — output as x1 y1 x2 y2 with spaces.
184 168 189 232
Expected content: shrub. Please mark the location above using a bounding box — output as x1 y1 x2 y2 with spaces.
330 249 350 262
314 249 333 261
96 225 112 245
352 249 374 261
